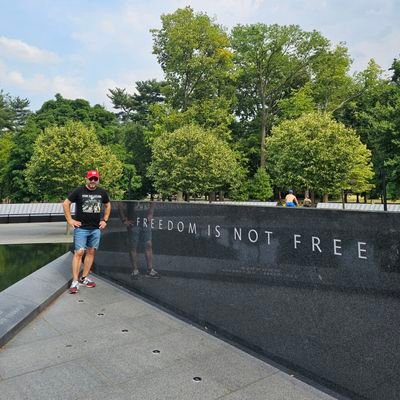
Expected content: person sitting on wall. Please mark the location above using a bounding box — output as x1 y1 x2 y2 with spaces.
303 194 312 207
285 190 299 207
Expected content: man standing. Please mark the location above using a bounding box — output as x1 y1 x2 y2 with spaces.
63 170 111 294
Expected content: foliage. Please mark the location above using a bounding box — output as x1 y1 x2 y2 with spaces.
231 23 330 168
108 80 166 124
148 124 245 197
339 59 400 196
108 80 168 198
3 94 124 201
25 121 124 201
0 132 13 199
32 93 118 146
2 118 42 202
121 122 153 198
148 97 234 141
266 112 374 196
248 168 273 200
0 90 31 134
278 44 361 122
151 6 234 111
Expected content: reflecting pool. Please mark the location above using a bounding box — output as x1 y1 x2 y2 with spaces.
0 243 70 292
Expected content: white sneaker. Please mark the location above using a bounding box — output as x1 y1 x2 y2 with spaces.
69 280 79 294
79 276 96 287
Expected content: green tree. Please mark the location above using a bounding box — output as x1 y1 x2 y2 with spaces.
0 90 31 133
248 168 273 201
2 118 41 202
148 124 245 198
231 24 330 168
340 59 400 198
108 80 167 198
4 94 123 201
148 97 234 140
267 112 374 199
0 132 13 200
119 122 152 198
150 6 235 141
151 6 233 111
108 79 165 124
33 93 118 146
0 91 14 132
278 44 361 120
25 121 124 200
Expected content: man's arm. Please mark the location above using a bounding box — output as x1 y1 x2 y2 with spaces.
103 202 111 221
63 199 81 228
99 202 111 230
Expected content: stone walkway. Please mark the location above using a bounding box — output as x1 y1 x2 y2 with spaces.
0 277 341 400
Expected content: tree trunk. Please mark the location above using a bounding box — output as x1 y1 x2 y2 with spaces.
176 191 183 201
260 95 267 169
260 122 266 168
322 193 329 203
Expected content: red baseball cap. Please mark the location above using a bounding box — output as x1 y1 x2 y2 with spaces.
86 170 100 179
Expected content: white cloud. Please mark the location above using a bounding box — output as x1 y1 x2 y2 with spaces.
0 36 60 64
70 5 157 53
0 62 84 98
353 28 399 72
93 70 149 109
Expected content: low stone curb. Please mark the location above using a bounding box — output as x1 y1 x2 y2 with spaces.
0 252 72 347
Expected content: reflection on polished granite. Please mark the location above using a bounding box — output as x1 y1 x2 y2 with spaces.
95 201 400 400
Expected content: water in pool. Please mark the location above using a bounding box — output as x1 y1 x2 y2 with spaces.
0 243 71 292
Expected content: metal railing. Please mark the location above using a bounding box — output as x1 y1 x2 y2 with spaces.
0 203 75 223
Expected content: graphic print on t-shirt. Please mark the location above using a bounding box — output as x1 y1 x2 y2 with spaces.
82 194 102 213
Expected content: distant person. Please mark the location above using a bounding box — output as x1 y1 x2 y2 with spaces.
285 190 299 207
118 201 160 279
303 194 312 207
63 170 111 294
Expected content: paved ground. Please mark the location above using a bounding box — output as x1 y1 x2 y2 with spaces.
0 221 73 244
0 222 343 399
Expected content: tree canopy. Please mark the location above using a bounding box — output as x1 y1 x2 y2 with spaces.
148 124 245 197
4 7 400 204
267 112 374 197
231 23 330 168
25 121 124 201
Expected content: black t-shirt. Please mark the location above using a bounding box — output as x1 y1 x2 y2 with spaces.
68 185 110 229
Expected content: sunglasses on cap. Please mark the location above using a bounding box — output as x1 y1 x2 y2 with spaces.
88 176 98 182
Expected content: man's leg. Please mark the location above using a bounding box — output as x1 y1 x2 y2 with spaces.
129 246 139 271
128 227 140 278
145 240 153 272
145 240 160 279
79 229 100 287
70 228 87 293
81 247 95 277
72 250 85 281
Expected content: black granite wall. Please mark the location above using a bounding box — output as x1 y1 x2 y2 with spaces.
95 201 400 400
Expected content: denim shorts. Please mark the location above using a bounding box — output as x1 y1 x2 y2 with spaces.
73 228 101 251
127 225 152 246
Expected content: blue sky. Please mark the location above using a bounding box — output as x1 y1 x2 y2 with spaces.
1 0 399 111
